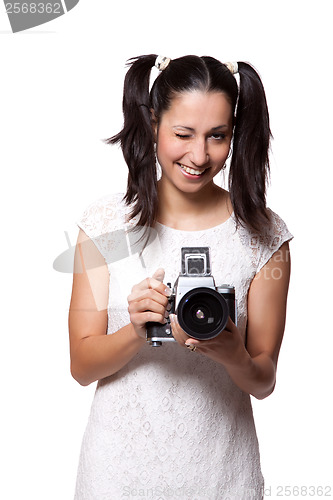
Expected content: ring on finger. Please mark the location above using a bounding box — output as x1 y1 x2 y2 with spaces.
186 343 197 352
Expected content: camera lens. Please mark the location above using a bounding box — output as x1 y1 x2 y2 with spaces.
177 287 229 340
195 309 205 319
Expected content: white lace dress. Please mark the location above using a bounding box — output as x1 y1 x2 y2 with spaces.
74 193 293 500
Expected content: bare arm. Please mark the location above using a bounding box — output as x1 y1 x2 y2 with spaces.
230 241 291 398
170 242 291 399
69 230 169 386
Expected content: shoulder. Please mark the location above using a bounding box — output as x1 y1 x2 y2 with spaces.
76 193 133 260
236 208 293 274
77 193 129 238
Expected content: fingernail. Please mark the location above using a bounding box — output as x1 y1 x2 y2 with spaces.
169 314 175 322
164 287 172 297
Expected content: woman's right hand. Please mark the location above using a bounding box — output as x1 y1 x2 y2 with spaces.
127 268 171 340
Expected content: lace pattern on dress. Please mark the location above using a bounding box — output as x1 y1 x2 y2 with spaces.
75 193 293 500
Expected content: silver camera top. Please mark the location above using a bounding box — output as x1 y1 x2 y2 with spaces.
181 247 211 276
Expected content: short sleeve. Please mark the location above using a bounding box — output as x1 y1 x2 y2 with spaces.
76 193 127 262
254 209 293 273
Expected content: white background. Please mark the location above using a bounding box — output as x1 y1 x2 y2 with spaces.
1 1 332 498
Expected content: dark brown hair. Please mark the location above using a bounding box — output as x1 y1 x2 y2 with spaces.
108 54 272 233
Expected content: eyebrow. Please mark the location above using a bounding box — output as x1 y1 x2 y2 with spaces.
172 125 228 131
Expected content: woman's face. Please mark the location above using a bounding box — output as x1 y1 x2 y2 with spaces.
155 90 233 195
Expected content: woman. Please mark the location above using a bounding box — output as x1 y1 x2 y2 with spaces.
69 54 292 499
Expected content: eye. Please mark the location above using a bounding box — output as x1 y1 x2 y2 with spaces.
211 133 226 141
175 133 191 139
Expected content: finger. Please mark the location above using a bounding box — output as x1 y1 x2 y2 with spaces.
131 311 167 327
128 287 170 307
169 318 210 350
128 297 167 317
131 276 171 296
169 314 192 346
184 339 200 347
224 316 236 332
152 268 165 282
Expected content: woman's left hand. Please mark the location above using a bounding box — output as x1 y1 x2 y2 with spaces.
169 314 246 367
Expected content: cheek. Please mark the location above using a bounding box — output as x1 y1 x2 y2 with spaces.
157 136 184 163
213 143 232 165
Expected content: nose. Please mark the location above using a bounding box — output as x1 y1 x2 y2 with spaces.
189 138 209 167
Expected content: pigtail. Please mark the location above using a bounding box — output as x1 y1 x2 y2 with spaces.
229 62 272 233
107 54 158 229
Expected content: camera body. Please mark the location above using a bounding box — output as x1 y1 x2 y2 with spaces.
146 247 236 346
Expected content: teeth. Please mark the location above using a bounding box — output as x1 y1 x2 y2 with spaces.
180 164 204 176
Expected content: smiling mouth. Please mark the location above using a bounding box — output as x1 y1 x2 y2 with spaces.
178 163 208 176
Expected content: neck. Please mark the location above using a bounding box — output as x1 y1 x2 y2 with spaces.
156 180 231 230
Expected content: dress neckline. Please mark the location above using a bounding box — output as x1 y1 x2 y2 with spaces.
154 212 234 234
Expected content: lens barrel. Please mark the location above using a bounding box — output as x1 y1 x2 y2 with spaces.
177 287 229 340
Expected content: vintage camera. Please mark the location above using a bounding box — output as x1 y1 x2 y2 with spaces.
146 247 236 346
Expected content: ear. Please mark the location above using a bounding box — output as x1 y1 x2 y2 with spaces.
150 108 158 142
